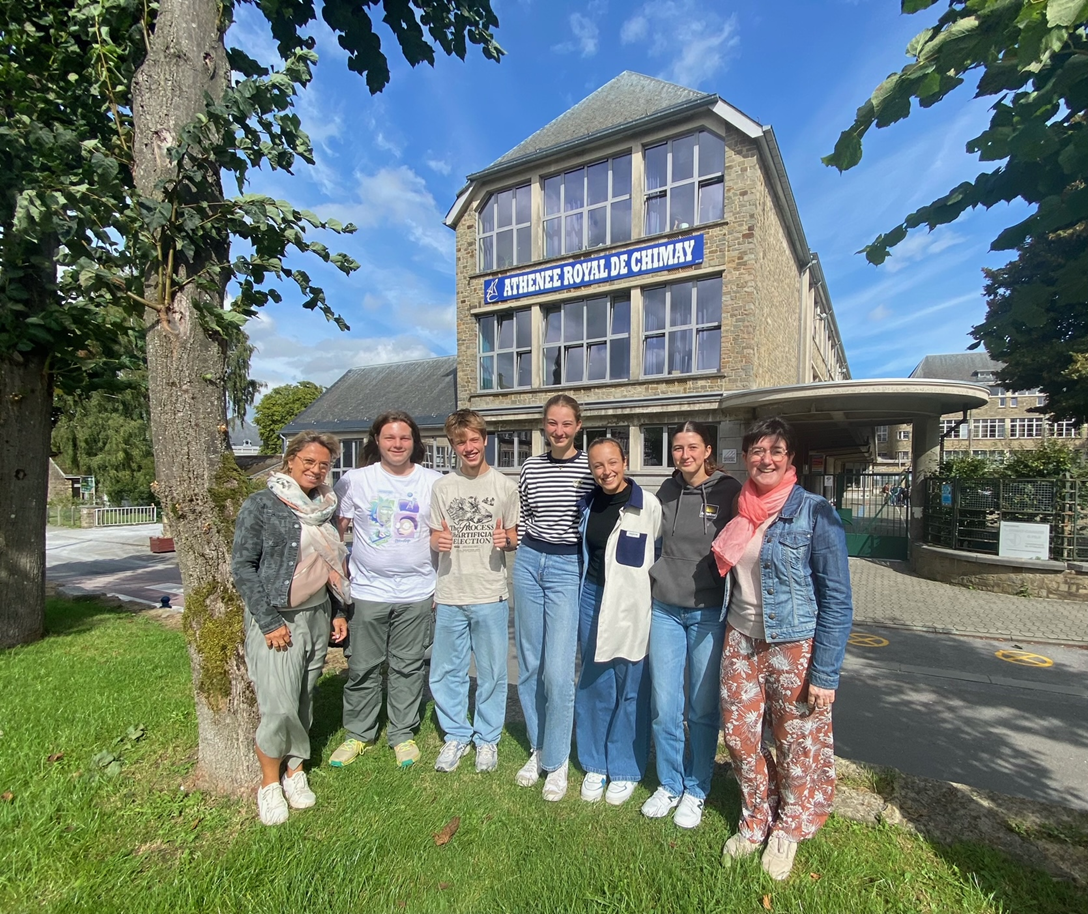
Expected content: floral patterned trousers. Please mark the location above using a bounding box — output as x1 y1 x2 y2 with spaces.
719 624 835 842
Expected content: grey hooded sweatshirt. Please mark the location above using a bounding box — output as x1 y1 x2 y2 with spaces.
649 469 742 609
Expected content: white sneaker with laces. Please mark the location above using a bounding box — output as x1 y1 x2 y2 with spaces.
580 772 607 802
434 740 471 772
280 770 316 809
604 780 637 806
257 783 289 826
673 793 704 829
515 749 542 787
542 762 568 801
640 786 680 819
475 742 498 773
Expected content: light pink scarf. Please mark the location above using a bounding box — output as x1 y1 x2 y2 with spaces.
711 466 797 576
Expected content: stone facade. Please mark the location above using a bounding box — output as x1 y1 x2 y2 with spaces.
914 544 1088 602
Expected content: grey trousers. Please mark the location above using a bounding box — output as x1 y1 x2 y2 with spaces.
343 596 433 746
244 597 331 768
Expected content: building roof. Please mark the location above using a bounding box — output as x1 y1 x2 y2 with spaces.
910 352 1003 384
281 356 458 437
228 419 259 449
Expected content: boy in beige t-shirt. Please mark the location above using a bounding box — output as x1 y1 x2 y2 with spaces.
428 410 519 773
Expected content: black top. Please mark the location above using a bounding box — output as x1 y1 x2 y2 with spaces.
584 484 632 585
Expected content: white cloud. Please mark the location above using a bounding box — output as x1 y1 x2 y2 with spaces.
619 2 739 88
554 12 600 57
868 303 892 322
882 227 967 274
425 156 452 175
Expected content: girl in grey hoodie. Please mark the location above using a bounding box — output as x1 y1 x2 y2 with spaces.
642 422 741 828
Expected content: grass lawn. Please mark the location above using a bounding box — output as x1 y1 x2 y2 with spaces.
1 598 1085 914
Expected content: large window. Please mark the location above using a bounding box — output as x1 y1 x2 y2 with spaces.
486 430 533 468
478 184 531 271
897 429 911 441
642 423 719 468
332 438 366 482
577 426 630 455
1009 417 1043 438
424 443 454 472
643 276 722 376
644 130 725 236
544 295 631 386
875 426 889 443
478 309 531 390
940 419 966 439
1049 420 1081 438
544 155 632 257
971 418 1005 439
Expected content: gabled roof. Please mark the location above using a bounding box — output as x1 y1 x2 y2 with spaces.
281 356 457 437
910 352 1003 384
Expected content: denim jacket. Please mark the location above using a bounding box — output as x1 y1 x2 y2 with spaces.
230 489 349 635
727 485 853 690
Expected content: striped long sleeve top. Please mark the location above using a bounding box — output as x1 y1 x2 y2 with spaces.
517 450 595 555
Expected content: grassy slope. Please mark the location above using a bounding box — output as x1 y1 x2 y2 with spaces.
0 599 1084 914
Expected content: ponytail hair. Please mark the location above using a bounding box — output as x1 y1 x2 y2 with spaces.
670 421 718 478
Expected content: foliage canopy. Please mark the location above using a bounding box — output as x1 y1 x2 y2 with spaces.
253 380 324 453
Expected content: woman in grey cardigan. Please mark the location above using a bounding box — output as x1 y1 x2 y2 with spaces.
231 431 350 825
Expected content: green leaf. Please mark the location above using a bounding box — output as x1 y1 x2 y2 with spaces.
1046 0 1088 29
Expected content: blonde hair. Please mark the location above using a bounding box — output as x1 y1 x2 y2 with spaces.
444 409 488 441
280 431 340 471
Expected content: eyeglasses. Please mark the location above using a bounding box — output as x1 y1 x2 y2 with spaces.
747 447 788 460
299 458 331 471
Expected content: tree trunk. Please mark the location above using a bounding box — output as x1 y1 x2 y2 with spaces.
132 0 259 793
0 349 50 649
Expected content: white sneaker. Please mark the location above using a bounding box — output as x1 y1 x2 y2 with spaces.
580 772 607 803
257 783 289 826
604 780 637 806
475 742 498 773
515 749 542 787
673 793 704 829
434 740 471 773
641 786 680 819
280 770 316 809
542 762 568 801
722 833 762 864
761 835 798 881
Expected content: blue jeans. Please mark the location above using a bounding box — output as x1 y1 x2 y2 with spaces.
513 543 581 772
647 599 725 799
429 601 509 745
575 580 650 782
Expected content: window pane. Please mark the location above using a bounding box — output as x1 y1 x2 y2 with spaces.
544 175 562 217
696 328 721 371
479 355 494 390
672 134 695 182
564 212 583 253
668 328 693 373
496 229 513 268
644 335 665 375
645 143 667 191
517 352 532 388
699 131 724 177
645 193 667 236
496 188 514 228
586 297 608 339
544 306 562 344
516 225 531 264
480 198 495 234
516 430 532 461
698 178 724 223
696 276 722 324
545 217 561 257
515 184 530 224
587 161 609 205
611 198 631 243
566 345 584 383
479 236 494 271
612 153 631 197
670 182 695 230
612 297 630 335
478 314 495 352
669 283 693 327
643 287 666 332
643 426 664 466
515 308 531 349
587 343 607 380
587 206 607 248
563 301 584 342
610 338 630 380
497 432 515 468
544 346 561 385
496 351 515 389
564 168 584 210
497 314 513 350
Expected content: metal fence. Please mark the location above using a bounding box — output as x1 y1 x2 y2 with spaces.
94 506 159 526
923 477 1088 562
46 505 84 527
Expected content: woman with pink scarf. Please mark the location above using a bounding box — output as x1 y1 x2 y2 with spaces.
712 418 853 880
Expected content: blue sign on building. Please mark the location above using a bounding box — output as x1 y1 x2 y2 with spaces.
483 234 705 304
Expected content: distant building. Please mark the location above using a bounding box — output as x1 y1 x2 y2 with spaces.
229 420 261 456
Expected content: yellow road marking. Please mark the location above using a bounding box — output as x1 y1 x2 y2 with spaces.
994 650 1053 668
848 632 889 648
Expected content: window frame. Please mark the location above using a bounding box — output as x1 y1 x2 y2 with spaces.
939 420 966 439
485 430 534 469
642 423 719 469
331 438 366 483
1049 420 1081 438
543 294 631 387
971 418 1006 439
1009 417 1043 438
643 129 725 237
543 154 632 257
642 276 722 377
478 308 532 391
478 183 532 272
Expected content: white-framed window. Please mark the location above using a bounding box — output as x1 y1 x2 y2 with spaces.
1037 394 1046 407
543 295 631 386
940 419 966 439
543 154 632 257
478 309 531 390
642 423 719 468
644 130 725 235
332 438 366 482
1009 417 1043 438
1049 420 1081 438
478 184 531 271
424 443 455 472
971 418 1006 439
577 426 630 456
486 430 533 468
875 426 888 443
897 429 911 440
972 449 1008 463
643 276 722 376
896 450 910 465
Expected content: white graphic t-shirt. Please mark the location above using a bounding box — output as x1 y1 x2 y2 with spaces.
334 462 441 602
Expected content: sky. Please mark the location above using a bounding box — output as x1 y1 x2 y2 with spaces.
227 0 1030 396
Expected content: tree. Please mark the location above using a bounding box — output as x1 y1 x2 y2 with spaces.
225 324 264 424
253 381 324 453
824 0 1088 420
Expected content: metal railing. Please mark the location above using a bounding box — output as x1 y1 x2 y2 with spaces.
94 506 159 527
923 477 1087 562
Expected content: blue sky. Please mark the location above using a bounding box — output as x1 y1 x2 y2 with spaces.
229 0 1029 394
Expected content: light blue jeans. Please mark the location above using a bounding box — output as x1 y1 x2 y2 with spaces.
647 599 726 799
429 600 509 745
513 543 582 772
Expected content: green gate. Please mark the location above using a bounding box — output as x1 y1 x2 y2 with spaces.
834 471 911 560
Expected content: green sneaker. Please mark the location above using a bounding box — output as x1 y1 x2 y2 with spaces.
393 739 420 768
329 738 370 768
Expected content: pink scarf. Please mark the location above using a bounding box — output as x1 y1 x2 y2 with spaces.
711 466 797 576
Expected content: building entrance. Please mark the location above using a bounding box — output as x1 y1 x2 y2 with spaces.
835 471 911 560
